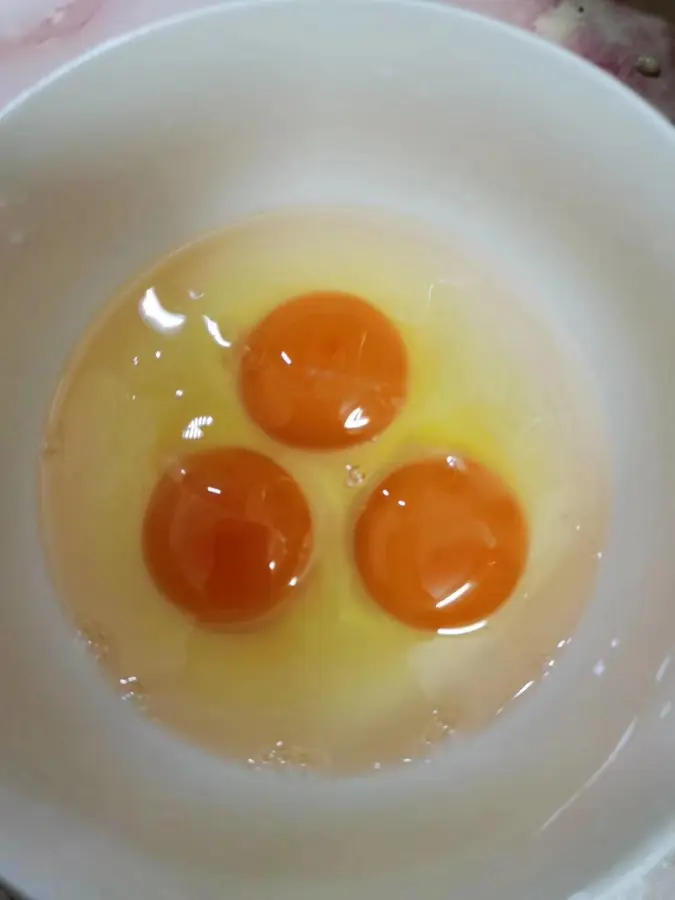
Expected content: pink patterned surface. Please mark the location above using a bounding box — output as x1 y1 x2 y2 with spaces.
0 2 673 899
0 0 673 117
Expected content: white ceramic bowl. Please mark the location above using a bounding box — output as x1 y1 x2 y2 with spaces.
1 2 675 898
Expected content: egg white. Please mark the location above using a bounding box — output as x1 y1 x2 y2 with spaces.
41 208 608 773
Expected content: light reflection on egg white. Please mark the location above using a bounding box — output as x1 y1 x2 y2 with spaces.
139 287 187 335
182 415 214 440
203 314 232 348
655 655 671 684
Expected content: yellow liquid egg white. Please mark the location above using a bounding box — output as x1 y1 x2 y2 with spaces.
40 208 608 774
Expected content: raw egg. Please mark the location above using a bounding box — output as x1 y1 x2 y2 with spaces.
354 455 528 631
239 290 408 450
40 207 607 773
143 447 312 628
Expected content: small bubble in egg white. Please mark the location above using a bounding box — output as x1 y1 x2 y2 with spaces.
593 659 606 677
188 289 204 300
422 708 455 746
41 437 61 460
283 745 323 770
119 675 148 708
433 707 454 732
76 623 110 661
258 739 316 771
345 464 366 488
264 740 286 760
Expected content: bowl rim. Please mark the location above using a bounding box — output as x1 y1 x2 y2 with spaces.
2 3 675 899
1 0 674 143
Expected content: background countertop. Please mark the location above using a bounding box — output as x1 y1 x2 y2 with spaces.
0 2 673 898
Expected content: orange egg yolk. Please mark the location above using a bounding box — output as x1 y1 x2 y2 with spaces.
239 291 408 450
143 448 312 627
354 456 528 631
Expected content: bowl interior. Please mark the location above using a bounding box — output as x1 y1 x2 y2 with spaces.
1 2 675 899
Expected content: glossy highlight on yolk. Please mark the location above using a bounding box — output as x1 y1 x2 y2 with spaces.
354 456 528 631
143 447 312 627
239 291 408 450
